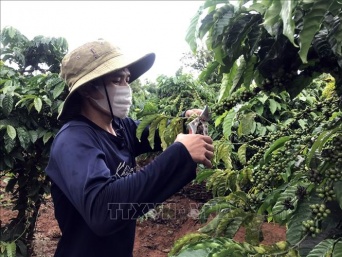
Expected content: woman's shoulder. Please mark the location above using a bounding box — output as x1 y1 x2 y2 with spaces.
56 116 100 140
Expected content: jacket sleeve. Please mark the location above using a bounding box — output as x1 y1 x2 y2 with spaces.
46 124 196 236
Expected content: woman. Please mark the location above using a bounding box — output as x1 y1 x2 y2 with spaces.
45 39 214 257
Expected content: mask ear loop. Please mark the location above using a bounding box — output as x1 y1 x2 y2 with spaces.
101 77 134 157
102 78 115 120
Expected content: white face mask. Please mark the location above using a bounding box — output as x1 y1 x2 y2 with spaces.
90 84 132 119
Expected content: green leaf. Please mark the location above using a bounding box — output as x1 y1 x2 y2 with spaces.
238 168 253 188
272 185 298 224
222 13 262 72
136 102 158 119
226 191 249 205
198 11 215 40
306 239 335 257
15 94 35 108
185 6 203 53
287 196 320 245
256 122 267 136
136 114 159 141
218 61 238 103
231 57 246 94
216 208 247 238
58 101 64 115
258 188 282 216
199 197 232 222
257 94 268 104
213 45 225 65
263 0 282 36
34 97 42 113
147 115 166 149
158 117 168 150
298 119 307 130
215 141 233 169
2 94 14 116
175 248 210 257
306 126 341 166
268 99 278 114
5 241 16 257
237 113 256 137
199 61 219 81
43 131 53 144
17 127 30 150
237 144 247 165
333 241 342 257
243 56 257 89
215 110 228 127
222 108 237 139
280 0 298 47
52 81 65 99
4 78 14 90
199 211 225 234
28 130 38 143
253 106 263 119
196 169 215 183
246 18 263 58
328 9 342 57
163 117 183 148
244 214 264 245
299 0 335 63
4 133 16 153
6 125 16 140
263 136 290 163
169 233 210 257
212 5 235 49
225 169 238 193
8 27 16 38
42 95 52 106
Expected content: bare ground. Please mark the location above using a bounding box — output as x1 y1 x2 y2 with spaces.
1 183 286 257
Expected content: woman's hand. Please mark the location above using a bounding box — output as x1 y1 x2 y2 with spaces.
175 133 214 168
184 109 203 118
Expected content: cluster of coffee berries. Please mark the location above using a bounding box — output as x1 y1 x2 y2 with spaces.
325 166 342 182
316 185 336 201
310 203 331 218
308 169 324 184
212 90 257 115
259 71 298 91
302 219 321 237
302 203 332 237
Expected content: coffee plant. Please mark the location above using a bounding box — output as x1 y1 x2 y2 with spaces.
0 26 218 256
0 27 68 256
1 0 342 255
167 0 342 256
134 70 219 151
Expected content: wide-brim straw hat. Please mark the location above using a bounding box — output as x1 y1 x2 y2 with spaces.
58 39 155 121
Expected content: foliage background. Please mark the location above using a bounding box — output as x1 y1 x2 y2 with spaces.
1 0 342 256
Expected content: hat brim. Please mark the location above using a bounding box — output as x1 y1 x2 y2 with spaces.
57 52 155 121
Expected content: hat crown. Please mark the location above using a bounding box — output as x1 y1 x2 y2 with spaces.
57 39 155 121
60 40 122 90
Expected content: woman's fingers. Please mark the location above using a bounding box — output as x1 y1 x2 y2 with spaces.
175 134 214 168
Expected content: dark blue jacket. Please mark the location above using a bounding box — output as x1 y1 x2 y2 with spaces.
45 115 196 257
